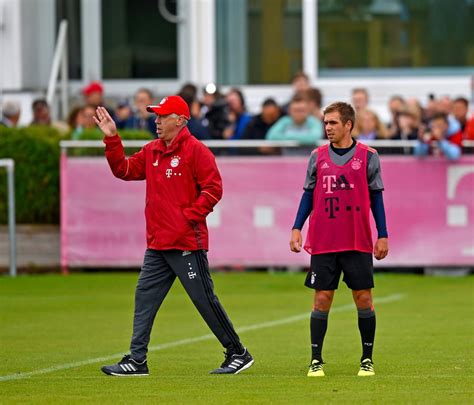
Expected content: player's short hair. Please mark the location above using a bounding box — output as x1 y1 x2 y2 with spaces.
324 102 355 132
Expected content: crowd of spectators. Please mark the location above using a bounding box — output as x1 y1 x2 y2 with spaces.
2 72 474 160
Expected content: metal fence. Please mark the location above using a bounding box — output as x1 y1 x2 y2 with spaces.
59 139 474 152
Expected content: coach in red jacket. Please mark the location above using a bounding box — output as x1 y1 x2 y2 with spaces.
94 96 253 376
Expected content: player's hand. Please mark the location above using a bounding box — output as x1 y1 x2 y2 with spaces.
374 238 388 260
290 229 302 253
94 106 117 137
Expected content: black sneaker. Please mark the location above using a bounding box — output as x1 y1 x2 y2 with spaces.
101 354 149 376
210 348 254 374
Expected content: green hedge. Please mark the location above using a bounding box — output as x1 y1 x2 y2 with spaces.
0 126 152 224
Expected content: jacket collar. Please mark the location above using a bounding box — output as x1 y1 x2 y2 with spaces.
151 126 191 153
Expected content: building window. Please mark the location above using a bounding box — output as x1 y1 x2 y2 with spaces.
56 0 82 80
318 0 474 76
216 0 302 85
101 0 178 79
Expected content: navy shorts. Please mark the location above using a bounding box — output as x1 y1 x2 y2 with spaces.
305 251 374 291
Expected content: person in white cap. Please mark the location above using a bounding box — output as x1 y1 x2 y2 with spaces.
1 101 21 127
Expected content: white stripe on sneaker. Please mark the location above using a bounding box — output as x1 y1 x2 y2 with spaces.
129 364 136 371
234 359 254 375
109 372 149 377
120 364 128 372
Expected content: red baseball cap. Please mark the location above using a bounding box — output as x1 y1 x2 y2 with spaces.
146 96 190 120
82 81 104 96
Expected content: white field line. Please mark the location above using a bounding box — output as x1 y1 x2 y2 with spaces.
0 293 404 382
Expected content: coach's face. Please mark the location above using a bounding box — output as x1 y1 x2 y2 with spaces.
156 114 181 145
324 112 352 144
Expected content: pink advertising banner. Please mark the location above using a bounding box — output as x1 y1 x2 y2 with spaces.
61 155 474 268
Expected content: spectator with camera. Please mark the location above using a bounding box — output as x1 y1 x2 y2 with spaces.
178 83 210 141
200 84 229 140
414 112 462 161
222 88 252 140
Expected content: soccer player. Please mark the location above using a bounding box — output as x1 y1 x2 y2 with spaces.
94 96 253 376
290 102 388 377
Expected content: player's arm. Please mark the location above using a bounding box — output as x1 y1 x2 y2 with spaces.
95 106 146 180
290 190 313 252
290 151 317 252
370 191 388 260
367 151 388 260
182 145 223 223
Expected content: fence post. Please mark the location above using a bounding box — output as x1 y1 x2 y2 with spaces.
0 159 16 277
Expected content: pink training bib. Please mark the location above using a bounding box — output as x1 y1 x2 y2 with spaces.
304 143 373 255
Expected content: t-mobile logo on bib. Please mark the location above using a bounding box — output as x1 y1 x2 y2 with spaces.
322 175 337 194
322 175 354 194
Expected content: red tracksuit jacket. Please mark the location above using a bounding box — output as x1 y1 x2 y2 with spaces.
104 127 222 251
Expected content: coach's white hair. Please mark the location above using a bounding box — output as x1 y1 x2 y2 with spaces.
169 113 188 127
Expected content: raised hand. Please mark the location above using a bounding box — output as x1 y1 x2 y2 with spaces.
93 106 117 137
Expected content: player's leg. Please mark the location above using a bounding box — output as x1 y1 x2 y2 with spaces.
130 249 176 360
312 289 334 362
352 288 376 376
339 251 376 376
164 249 253 375
305 253 341 377
101 249 176 376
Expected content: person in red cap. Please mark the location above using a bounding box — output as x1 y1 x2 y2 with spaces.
82 81 105 108
94 95 253 377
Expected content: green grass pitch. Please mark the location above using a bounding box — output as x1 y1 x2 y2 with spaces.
1 272 473 404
